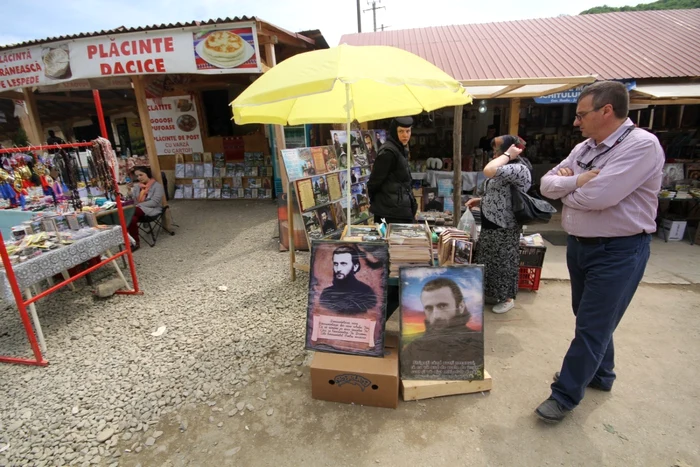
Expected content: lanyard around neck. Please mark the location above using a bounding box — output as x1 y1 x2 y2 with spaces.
577 127 634 171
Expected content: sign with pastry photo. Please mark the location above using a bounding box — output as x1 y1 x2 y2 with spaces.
193 26 259 71
147 95 204 155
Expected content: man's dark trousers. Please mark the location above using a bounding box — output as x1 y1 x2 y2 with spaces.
551 233 651 410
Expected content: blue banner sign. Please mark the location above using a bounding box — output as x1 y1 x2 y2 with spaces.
534 80 636 104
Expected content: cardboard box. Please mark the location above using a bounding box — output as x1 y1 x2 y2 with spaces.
658 219 687 242
310 334 399 409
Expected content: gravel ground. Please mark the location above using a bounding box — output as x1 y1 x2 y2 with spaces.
2 201 699 467
0 200 306 466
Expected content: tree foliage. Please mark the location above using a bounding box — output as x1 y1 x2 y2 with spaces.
580 0 700 15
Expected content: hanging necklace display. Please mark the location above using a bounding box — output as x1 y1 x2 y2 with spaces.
55 149 82 211
90 138 118 199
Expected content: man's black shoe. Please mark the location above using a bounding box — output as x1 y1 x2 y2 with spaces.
535 397 571 423
553 372 612 392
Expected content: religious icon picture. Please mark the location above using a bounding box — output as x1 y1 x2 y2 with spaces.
399 265 484 380
422 187 444 212
317 206 337 236
306 241 389 357
312 175 330 205
303 211 323 241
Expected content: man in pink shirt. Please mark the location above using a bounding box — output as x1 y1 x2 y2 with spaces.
535 81 665 423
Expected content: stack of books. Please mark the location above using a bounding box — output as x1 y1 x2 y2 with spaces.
437 228 474 266
387 223 433 277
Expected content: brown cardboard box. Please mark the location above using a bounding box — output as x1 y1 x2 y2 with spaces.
310 334 399 409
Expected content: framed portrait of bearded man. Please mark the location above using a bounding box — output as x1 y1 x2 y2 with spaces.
305 241 389 357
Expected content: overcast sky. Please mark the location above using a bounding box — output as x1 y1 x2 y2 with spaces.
1 0 655 48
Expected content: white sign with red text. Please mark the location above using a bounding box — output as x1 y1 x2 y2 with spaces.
147 95 204 155
0 22 260 91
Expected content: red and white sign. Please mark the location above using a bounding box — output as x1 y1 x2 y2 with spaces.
147 95 204 155
0 22 261 91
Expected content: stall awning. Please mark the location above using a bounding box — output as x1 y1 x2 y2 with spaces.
631 83 700 105
460 76 597 100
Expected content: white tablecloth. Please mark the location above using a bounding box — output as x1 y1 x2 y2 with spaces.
1 226 125 302
412 171 479 192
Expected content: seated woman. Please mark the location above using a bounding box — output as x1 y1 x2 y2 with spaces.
128 166 164 250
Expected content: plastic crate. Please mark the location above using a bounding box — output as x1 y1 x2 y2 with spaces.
519 245 547 268
518 266 542 291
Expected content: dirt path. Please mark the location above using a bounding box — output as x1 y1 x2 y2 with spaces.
124 281 700 467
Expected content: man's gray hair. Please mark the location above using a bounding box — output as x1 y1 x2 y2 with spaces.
578 81 629 119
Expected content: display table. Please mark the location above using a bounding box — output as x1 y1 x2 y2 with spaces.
412 171 479 192
97 205 136 226
657 197 700 243
0 226 128 351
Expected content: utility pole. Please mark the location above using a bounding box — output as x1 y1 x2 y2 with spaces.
379 24 390 31
363 0 386 32
356 0 362 32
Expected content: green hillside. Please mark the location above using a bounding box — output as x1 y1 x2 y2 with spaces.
580 0 700 14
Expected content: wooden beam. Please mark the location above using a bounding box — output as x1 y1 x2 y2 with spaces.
0 91 24 100
264 43 277 70
258 35 279 46
452 105 463 225
33 94 125 105
461 76 597 87
401 371 492 401
132 75 173 229
22 89 43 146
488 84 524 99
259 26 313 48
630 98 700 106
508 98 520 135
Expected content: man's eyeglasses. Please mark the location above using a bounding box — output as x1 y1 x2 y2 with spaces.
575 106 602 121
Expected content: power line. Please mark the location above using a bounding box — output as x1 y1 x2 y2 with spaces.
363 0 386 32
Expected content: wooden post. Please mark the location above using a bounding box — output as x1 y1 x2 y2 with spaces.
679 105 685 128
21 89 43 146
508 98 520 135
662 105 667 128
131 75 170 228
288 182 296 281
649 107 655 130
452 105 463 226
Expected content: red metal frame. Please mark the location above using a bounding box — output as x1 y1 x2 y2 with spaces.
0 90 141 367
0 142 92 154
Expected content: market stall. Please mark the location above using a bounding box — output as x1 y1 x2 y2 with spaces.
0 138 139 367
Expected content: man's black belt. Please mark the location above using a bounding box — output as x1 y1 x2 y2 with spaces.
569 232 647 245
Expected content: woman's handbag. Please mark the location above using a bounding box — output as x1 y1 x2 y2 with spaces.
510 185 557 225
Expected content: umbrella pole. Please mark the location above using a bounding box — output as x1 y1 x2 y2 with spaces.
345 83 352 236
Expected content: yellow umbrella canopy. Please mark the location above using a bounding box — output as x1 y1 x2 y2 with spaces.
231 44 472 125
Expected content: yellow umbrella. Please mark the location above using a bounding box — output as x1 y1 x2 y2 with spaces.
231 44 472 229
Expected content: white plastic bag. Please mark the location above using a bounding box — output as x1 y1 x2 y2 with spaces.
457 208 479 243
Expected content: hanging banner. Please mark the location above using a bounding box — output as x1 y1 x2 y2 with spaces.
147 95 204 155
0 22 261 91
534 80 636 104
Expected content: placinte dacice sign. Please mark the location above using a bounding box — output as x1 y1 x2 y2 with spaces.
0 22 261 91
534 80 636 104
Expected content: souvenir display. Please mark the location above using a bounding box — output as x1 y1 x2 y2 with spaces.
173 149 272 200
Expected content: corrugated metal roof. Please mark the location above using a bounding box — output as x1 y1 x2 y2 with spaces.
0 16 318 51
340 10 700 81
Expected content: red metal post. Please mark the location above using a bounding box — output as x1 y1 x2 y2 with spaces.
92 89 140 294
93 90 110 140
0 231 47 366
